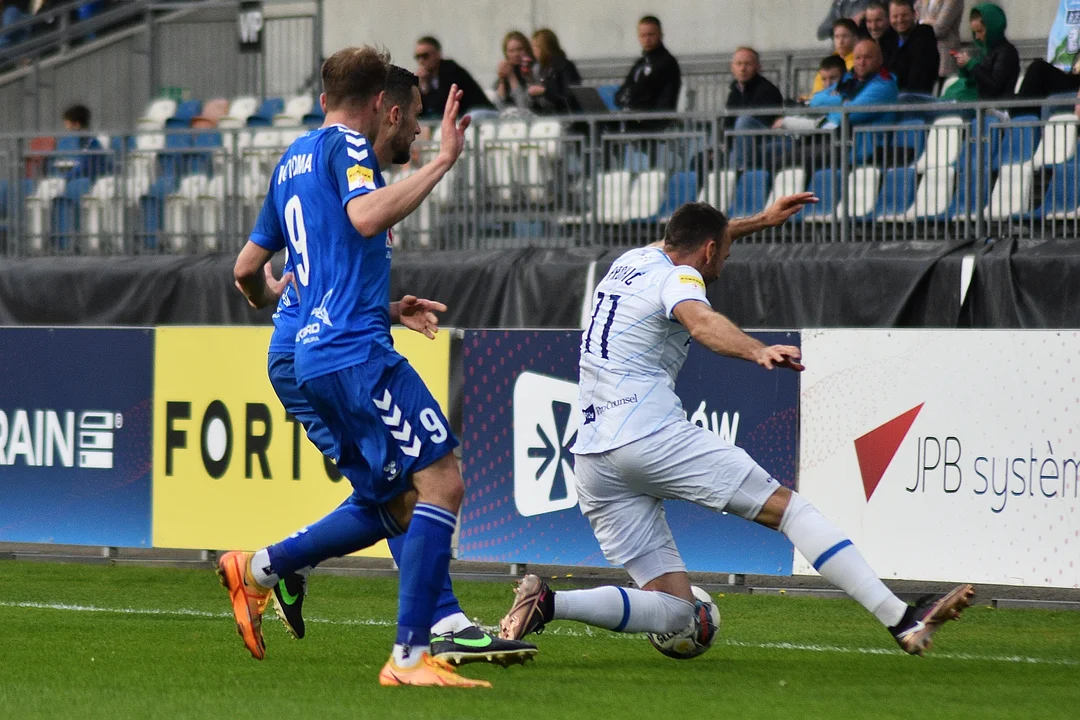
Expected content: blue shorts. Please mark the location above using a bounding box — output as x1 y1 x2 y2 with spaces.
267 352 337 459
299 347 459 506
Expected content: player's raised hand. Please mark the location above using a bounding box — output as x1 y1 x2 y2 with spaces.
235 262 294 309
398 295 448 339
763 192 818 227
754 345 805 372
263 262 294 300
437 84 472 167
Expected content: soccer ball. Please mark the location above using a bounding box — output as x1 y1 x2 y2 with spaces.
646 586 721 659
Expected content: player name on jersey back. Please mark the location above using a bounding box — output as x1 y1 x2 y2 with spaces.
572 246 712 455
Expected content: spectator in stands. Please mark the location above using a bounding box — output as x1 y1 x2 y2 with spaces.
615 15 681 111
0 0 30 48
725 47 784 129
494 30 538 112
809 38 900 127
60 103 108 182
528 28 581 114
942 4 1019 101
861 2 896 43
414 35 496 118
811 19 859 95
878 0 940 94
916 0 964 79
817 0 873 40
1016 0 1080 100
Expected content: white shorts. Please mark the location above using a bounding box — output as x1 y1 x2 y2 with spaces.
574 419 781 584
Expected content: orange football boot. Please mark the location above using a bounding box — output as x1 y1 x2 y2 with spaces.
378 652 492 688
216 551 272 660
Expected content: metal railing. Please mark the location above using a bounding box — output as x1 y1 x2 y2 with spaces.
2 97 1080 257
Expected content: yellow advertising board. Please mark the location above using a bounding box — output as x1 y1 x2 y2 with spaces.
152 327 450 553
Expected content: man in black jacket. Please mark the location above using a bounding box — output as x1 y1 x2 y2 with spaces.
725 47 784 129
414 36 495 118
615 16 681 111
878 0 939 94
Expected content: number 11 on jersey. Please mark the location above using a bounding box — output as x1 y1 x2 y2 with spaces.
585 292 620 359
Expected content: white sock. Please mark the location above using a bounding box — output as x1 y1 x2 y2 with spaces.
393 643 430 668
779 492 908 627
554 586 694 634
249 549 278 589
430 612 473 636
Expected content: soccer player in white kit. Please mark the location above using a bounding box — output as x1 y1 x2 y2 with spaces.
500 198 974 656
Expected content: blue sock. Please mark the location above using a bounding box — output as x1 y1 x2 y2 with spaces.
388 531 464 629
395 503 456 648
267 499 402 576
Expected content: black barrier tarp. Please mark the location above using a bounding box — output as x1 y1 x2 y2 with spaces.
1 241 1078 328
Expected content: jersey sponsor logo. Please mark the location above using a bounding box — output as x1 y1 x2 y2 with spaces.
347 163 374 191
512 373 584 517
679 274 705 290
311 289 334 327
581 395 638 425
276 153 313 185
0 408 122 469
296 322 321 344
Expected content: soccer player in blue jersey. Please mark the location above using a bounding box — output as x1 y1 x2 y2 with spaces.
220 47 492 687
229 63 537 671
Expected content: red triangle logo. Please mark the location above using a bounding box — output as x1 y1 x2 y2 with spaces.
853 404 924 502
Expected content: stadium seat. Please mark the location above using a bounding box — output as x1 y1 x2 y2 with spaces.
274 95 315 127
801 169 843 222
158 133 193 178
51 177 93 250
873 167 918 220
765 168 806 208
524 120 562 203
915 116 965 173
986 162 1033 220
165 99 203 129
942 155 993 221
656 171 698 221
907 166 956 220
890 117 928 166
25 178 67 251
850 130 884 166
0 179 8 219
279 128 308 146
137 98 178 131
140 175 180 249
1033 161 1080 219
626 170 668 221
81 176 128 253
192 98 229 127
594 170 633 223
247 98 286 127
992 116 1039 168
729 169 770 218
302 107 326 127
597 85 620 112
698 169 737 213
1032 114 1078 168
165 175 212 251
840 167 881 220
939 76 960 97
219 96 260 129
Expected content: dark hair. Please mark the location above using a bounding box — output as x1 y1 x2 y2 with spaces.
865 1 889 14
62 104 90 129
502 30 536 62
532 28 567 67
888 0 915 9
819 54 848 74
832 18 859 36
639 15 662 31
416 36 441 52
663 203 728 252
321 46 391 112
385 65 420 108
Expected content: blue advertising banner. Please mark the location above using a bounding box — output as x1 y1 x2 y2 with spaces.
0 328 153 546
459 329 799 575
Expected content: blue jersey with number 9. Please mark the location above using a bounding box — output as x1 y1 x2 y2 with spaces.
249 124 389 383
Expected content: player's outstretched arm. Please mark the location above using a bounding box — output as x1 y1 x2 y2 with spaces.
726 192 818 240
234 241 293 309
672 300 804 371
346 86 472 238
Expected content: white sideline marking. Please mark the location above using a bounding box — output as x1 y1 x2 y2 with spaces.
2 601 1076 667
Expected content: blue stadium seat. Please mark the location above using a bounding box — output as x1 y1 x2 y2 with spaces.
801 169 843 221
0 179 8 219
993 116 1040 168
729 169 770 217
109 135 134 153
185 131 222 176
623 148 651 172
248 97 286 127
942 154 993 220
159 133 193 177
894 117 927 162
1032 162 1080 219
850 130 884 166
873 167 918 218
597 85 620 111
51 177 93 250
140 175 180 249
165 100 203 129
302 108 325 127
655 171 698 220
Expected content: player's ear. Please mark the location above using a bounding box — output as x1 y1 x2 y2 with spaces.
319 93 327 113
389 103 401 126
373 90 386 114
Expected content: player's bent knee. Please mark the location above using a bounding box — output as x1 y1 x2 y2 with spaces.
411 452 464 512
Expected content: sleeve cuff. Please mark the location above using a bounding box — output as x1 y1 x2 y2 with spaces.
249 233 281 251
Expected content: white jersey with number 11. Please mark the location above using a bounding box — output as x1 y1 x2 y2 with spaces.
571 246 711 456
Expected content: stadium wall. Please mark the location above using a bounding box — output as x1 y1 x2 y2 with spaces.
324 0 1057 90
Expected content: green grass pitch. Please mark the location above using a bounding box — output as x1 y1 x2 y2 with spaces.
1 560 1078 719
